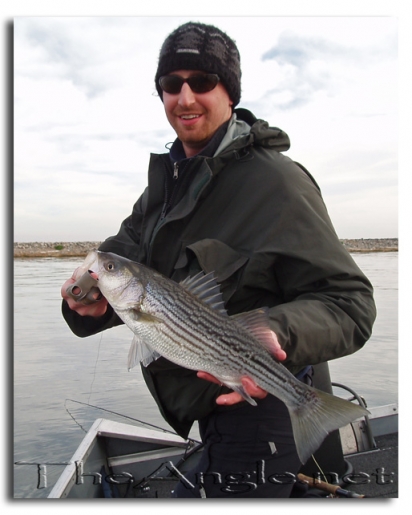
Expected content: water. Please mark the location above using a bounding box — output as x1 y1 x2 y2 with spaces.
329 253 398 406
13 253 398 498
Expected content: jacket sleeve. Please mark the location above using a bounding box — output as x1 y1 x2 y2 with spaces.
61 299 123 337
264 160 376 372
62 189 148 338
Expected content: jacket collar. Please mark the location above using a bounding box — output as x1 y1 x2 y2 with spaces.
167 107 291 164
169 119 231 163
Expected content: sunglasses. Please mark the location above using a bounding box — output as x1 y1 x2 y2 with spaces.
159 74 220 95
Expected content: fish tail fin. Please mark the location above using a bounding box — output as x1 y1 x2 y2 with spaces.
288 387 369 464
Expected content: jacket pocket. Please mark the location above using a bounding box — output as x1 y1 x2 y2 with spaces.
174 238 249 304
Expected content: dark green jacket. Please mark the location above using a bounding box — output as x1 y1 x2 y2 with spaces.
63 109 376 437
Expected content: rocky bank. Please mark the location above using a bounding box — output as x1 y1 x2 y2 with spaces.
13 239 398 258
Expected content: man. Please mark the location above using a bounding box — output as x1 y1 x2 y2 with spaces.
61 21 376 497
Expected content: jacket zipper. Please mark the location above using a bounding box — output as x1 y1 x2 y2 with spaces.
148 159 212 266
160 161 180 221
173 162 179 180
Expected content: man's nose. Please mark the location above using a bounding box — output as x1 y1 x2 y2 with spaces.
178 83 196 107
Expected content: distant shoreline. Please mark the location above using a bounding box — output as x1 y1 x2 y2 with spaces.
13 239 398 258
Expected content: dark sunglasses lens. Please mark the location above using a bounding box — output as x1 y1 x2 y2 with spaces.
188 75 219 93
159 76 184 94
159 74 219 94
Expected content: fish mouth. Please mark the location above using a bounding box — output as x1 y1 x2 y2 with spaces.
66 250 101 305
83 250 99 273
66 269 102 304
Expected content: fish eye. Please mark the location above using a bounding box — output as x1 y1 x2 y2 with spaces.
105 261 116 271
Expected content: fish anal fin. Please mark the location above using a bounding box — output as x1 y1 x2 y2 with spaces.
230 384 258 406
212 376 258 406
231 308 279 356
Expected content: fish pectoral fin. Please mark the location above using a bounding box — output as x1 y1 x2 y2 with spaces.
127 335 161 370
131 309 162 324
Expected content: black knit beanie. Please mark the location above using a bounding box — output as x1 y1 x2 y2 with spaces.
155 22 241 106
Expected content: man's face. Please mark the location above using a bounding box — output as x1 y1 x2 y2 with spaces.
162 70 233 158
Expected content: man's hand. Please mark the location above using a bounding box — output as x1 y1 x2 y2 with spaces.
197 330 286 405
197 372 268 405
61 272 108 318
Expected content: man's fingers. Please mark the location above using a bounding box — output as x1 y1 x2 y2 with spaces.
61 277 108 317
270 331 287 361
197 372 268 405
215 392 244 405
197 371 221 384
241 376 267 398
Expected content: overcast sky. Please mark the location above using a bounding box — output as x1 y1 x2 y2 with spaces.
14 15 398 242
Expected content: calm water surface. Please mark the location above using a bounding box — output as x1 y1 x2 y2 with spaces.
13 253 398 498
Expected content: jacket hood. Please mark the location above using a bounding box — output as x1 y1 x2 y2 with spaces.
214 108 291 156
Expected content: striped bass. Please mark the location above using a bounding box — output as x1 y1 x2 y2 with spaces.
88 250 368 464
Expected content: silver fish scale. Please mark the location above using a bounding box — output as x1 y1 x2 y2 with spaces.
134 276 309 407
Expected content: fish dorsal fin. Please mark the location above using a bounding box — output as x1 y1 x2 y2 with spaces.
231 308 279 356
180 271 227 316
